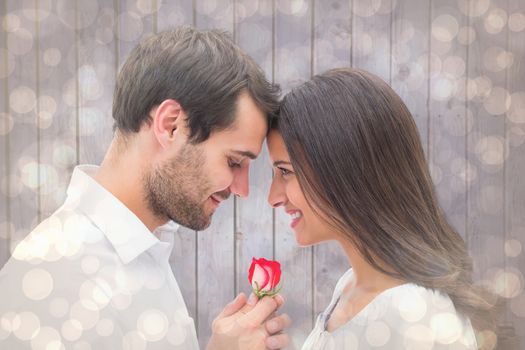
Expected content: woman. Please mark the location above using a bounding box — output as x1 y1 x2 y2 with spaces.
267 68 502 349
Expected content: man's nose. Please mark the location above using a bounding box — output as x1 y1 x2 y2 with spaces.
230 167 249 197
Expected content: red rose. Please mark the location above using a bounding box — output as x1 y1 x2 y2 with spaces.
248 257 282 297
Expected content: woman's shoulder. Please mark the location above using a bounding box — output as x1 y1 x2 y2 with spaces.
340 282 478 349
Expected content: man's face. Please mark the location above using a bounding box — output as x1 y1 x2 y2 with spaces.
144 92 268 230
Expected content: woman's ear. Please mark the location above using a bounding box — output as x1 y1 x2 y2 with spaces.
151 99 185 149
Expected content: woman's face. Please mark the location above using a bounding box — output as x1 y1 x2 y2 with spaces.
267 130 334 246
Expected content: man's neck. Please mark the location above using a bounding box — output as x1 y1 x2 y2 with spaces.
94 137 167 233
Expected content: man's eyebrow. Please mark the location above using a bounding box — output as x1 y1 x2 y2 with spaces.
273 160 292 167
231 150 257 160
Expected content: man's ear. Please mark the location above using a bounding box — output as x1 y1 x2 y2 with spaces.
151 99 186 149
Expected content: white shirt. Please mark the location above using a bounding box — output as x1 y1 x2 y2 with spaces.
302 269 478 350
0 165 200 349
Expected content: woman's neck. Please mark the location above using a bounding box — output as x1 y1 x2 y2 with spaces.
337 237 405 293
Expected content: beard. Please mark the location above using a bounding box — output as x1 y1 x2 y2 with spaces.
143 143 221 231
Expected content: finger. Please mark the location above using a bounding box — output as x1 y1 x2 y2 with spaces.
216 293 246 319
239 296 278 327
265 333 290 350
238 292 259 315
266 313 292 334
274 294 285 309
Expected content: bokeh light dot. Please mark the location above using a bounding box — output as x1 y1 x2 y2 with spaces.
509 12 525 32
404 324 435 350
483 87 511 115
117 12 144 42
81 256 100 275
353 0 381 17
43 48 62 67
432 14 459 42
484 8 507 34
508 92 525 123
49 298 70 318
430 312 462 344
7 27 34 56
137 309 169 342
30 326 63 350
13 311 40 341
365 321 390 347
10 86 37 114
510 291 525 318
458 0 490 17
2 13 21 32
122 330 147 350
23 268 54 301
505 239 522 258
457 26 476 45
0 113 14 136
61 319 83 341
96 318 114 337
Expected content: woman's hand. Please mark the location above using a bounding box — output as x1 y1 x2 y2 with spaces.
206 293 291 350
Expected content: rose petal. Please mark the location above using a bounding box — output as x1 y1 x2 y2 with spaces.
251 263 269 291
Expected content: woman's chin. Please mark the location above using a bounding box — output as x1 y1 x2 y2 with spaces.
294 234 319 247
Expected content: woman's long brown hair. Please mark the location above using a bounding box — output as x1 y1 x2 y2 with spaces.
276 68 511 348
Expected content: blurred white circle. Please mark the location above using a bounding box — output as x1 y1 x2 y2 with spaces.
10 86 36 114
443 56 466 77
117 12 144 42
12 312 40 340
96 318 114 337
510 291 525 317
0 113 14 136
2 14 21 32
404 324 435 350
430 312 462 344
137 309 169 342
61 319 83 341
365 321 391 346
432 14 459 42
508 92 525 123
457 26 476 45
122 330 146 350
49 298 70 318
23 268 54 301
458 0 490 17
57 0 99 29
483 87 511 115
353 0 381 17
30 326 63 350
484 8 507 34
509 12 525 32
7 27 34 56
43 48 62 66
505 239 522 258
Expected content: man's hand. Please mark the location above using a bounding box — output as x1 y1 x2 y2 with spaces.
206 293 291 350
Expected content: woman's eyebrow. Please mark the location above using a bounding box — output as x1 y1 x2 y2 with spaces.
273 160 292 167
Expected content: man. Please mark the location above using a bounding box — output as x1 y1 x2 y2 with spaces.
0 27 290 349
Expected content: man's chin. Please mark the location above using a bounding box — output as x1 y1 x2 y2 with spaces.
169 215 212 231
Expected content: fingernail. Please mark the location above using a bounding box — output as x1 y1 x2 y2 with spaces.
247 293 258 305
268 321 278 333
267 338 278 349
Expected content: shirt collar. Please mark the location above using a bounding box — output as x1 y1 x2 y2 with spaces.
64 165 179 264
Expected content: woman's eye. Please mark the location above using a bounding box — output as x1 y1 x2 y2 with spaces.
279 167 292 177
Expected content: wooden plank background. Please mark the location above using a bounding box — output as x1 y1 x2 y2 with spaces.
1 0 524 348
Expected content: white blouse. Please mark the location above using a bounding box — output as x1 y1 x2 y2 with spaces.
302 269 478 350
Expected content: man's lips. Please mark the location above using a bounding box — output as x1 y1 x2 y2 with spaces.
210 193 229 208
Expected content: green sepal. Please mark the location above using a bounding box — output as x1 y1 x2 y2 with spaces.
252 282 283 298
